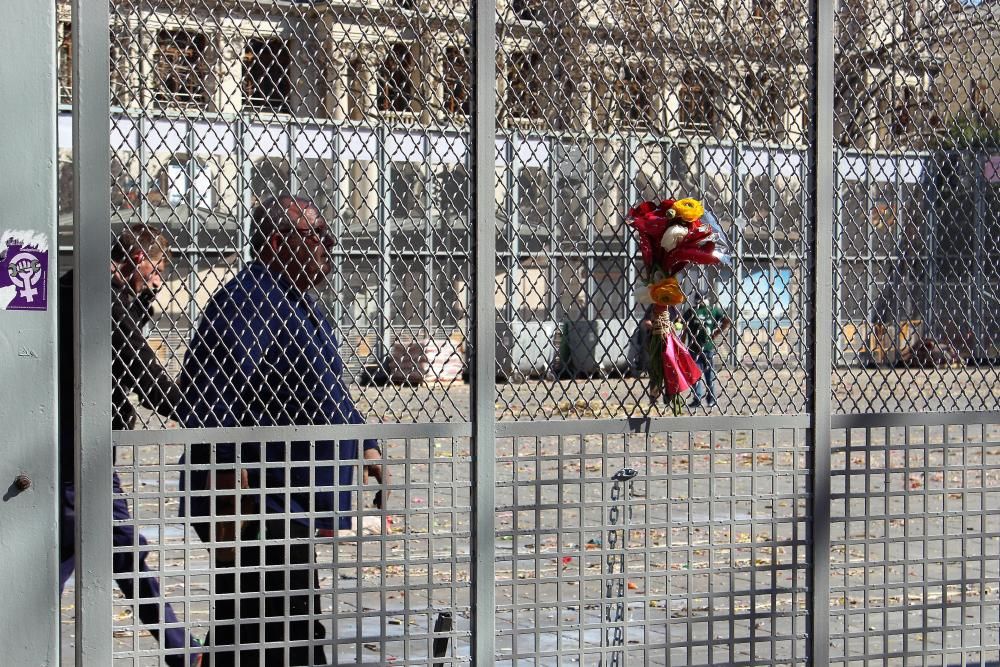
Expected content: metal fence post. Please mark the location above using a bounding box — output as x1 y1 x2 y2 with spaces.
377 125 392 363
72 0 115 664
0 1 60 662
472 0 497 663
808 0 834 665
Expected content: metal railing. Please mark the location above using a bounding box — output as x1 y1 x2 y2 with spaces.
61 0 1000 665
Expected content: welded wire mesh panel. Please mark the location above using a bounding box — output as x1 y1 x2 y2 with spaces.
493 0 815 420
833 1 1000 413
76 0 476 427
84 432 471 666
495 422 811 665
830 421 1000 666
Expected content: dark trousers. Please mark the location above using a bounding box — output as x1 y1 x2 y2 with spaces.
692 347 717 403
196 519 327 667
59 478 197 667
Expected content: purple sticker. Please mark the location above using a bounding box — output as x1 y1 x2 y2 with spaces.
0 242 48 311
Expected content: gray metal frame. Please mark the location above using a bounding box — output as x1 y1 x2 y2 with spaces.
471 1 498 664
0 1 60 663
56 1 1000 666
808 0 834 663
72 0 114 664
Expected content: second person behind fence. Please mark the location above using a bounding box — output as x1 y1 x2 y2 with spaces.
177 195 388 666
683 291 731 408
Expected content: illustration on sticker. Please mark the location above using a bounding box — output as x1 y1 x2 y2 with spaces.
0 230 49 311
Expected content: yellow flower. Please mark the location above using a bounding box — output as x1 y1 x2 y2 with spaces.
672 198 704 223
648 276 685 306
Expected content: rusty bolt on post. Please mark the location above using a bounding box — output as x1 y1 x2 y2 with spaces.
14 474 31 492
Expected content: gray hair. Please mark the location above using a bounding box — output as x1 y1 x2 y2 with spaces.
248 194 320 257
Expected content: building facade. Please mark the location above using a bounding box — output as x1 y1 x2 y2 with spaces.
54 0 997 374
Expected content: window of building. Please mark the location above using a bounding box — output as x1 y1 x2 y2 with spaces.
971 79 991 120
242 38 291 113
395 0 417 9
614 62 653 124
378 43 416 113
437 164 470 225
678 70 716 131
743 73 782 140
890 86 916 137
59 23 73 105
512 0 545 21
517 166 550 231
389 162 424 219
443 46 471 116
689 0 716 16
60 24 122 107
506 50 544 120
347 57 365 119
153 29 209 106
752 0 777 19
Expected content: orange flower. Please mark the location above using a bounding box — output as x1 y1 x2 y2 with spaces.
648 276 685 306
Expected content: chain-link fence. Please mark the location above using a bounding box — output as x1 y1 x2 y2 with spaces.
59 0 1000 665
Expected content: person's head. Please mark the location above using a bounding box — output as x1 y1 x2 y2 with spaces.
110 224 171 294
251 194 335 291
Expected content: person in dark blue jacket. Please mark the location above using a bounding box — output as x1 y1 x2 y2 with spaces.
178 195 386 666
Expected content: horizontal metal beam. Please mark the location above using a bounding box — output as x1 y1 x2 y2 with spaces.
831 411 1000 430
496 414 810 438
113 421 474 445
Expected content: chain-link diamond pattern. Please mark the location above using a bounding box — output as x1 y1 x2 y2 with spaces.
833 0 1000 414
73 0 476 426
493 0 814 419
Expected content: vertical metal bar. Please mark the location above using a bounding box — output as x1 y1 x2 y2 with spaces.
864 155 873 361
0 0 59 663
471 0 497 663
808 0 834 665
892 156 903 362
733 143 745 369
506 138 520 331
507 143 521 332
423 132 436 333
378 126 392 363
238 118 252 267
800 150 810 365
767 151 777 361
973 151 986 361
926 155 938 335
833 146 842 363
547 137 560 322
585 143 598 321
72 0 114 663
288 121 301 195
624 138 638 315
332 127 344 327
139 114 151 223
185 120 200 328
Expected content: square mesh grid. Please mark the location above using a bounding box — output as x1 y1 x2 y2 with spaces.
830 421 1000 666
95 432 471 666
495 423 811 665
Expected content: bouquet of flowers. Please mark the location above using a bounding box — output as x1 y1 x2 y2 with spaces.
628 197 729 413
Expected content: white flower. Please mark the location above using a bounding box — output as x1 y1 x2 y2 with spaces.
635 284 653 305
660 225 688 253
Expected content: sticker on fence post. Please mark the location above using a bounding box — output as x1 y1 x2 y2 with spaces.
0 230 49 311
